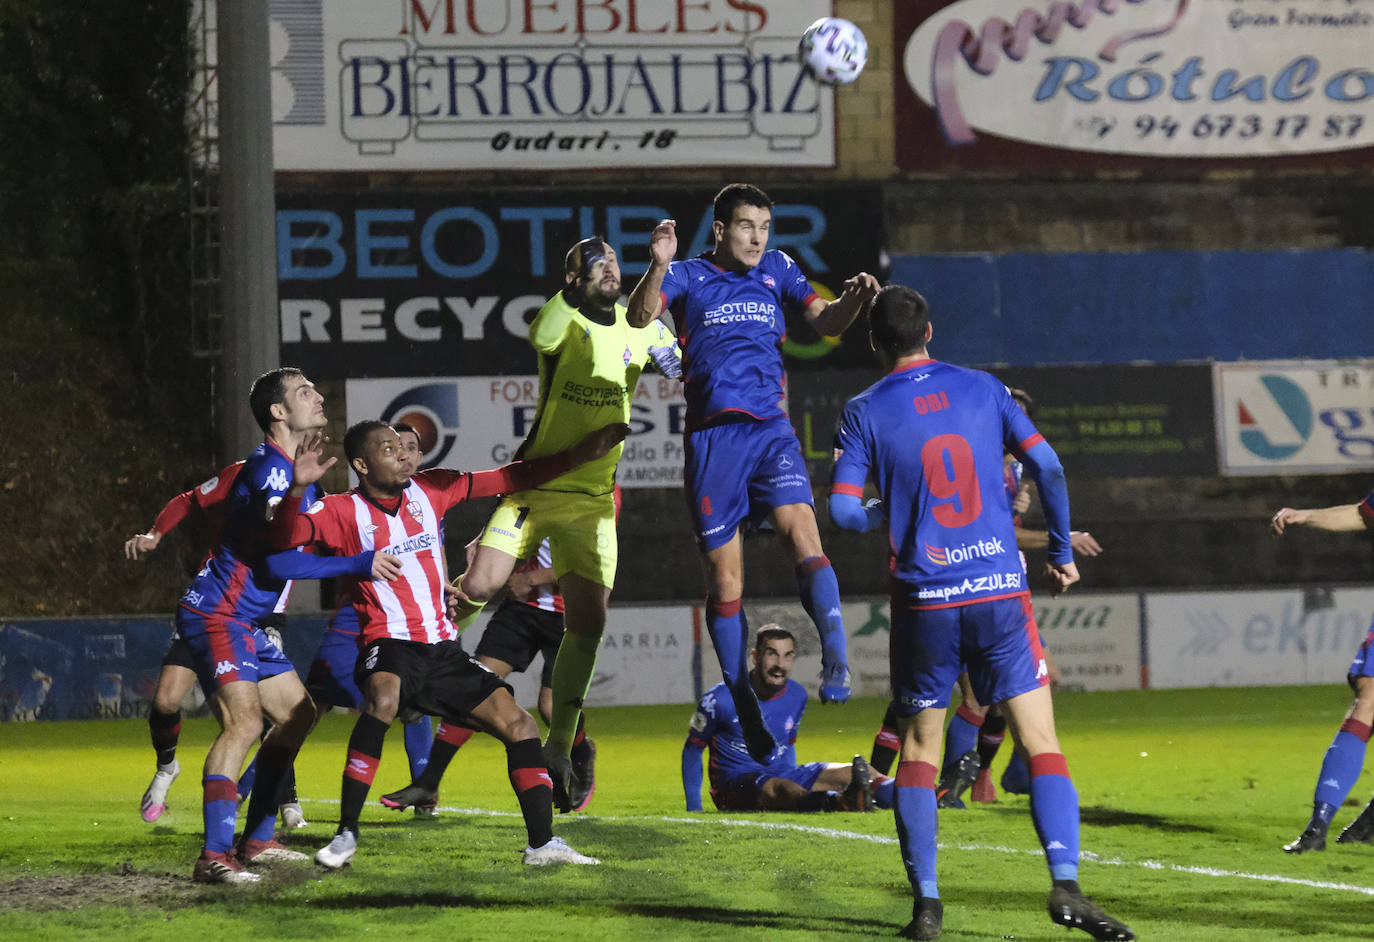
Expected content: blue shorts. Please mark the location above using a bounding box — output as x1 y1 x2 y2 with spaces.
175 607 296 698
684 416 815 551
889 593 1047 717
306 627 363 710
1347 614 1374 689
711 761 828 811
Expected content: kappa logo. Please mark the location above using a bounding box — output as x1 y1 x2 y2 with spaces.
266 467 290 491
1046 840 1068 851
213 660 237 677
762 274 776 288
1035 658 1048 679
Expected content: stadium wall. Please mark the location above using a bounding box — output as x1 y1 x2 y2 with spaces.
8 586 1371 720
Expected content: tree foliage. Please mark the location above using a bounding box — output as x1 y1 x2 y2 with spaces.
0 1 213 615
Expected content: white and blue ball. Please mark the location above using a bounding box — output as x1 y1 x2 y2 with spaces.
799 17 867 86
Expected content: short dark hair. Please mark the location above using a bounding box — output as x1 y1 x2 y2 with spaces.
868 285 931 358
754 624 795 651
248 367 305 432
713 183 773 225
391 421 417 438
344 419 390 464
1008 387 1035 418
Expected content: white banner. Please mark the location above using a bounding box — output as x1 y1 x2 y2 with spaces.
903 0 1374 157
462 604 696 707
1214 359 1374 475
344 374 687 488
1035 592 1142 692
270 0 835 170
1146 587 1374 688
741 593 1142 698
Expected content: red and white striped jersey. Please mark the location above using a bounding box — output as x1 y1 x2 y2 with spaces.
512 539 563 615
297 470 471 645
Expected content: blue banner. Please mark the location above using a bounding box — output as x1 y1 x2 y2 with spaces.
0 616 330 722
890 248 1374 367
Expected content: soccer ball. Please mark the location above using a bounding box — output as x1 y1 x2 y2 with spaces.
799 17 867 86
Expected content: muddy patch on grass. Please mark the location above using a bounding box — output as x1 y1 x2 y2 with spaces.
1 861 202 911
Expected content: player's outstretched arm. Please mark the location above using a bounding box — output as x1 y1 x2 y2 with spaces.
1015 527 1102 556
1270 503 1367 536
465 422 630 500
804 271 880 337
626 219 676 327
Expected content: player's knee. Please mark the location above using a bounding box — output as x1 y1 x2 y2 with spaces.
458 571 500 604
223 709 265 745
366 692 400 724
506 709 539 743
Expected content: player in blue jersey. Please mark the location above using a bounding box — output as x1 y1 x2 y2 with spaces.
868 388 1105 808
176 367 331 884
626 183 879 763
125 461 403 830
1272 489 1374 853
829 285 1132 941
683 625 888 813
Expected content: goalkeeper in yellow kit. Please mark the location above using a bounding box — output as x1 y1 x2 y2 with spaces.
451 235 679 810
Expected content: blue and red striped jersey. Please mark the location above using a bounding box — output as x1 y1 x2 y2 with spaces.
659 249 819 428
832 359 1067 609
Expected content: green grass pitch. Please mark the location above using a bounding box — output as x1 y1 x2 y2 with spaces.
2 686 1373 940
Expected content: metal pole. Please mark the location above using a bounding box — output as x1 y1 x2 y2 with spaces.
216 0 278 460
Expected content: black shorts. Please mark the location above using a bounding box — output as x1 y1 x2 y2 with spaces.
474 599 565 688
356 638 511 722
160 630 196 671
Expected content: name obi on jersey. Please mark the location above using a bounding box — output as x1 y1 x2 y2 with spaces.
517 290 671 495
659 249 819 429
686 679 806 786
300 469 473 645
832 360 1044 609
178 441 320 625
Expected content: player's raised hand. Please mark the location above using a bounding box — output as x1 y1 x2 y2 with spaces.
291 432 337 487
124 531 162 560
648 219 678 267
841 271 881 306
370 551 402 582
1045 560 1080 597
569 422 631 466
1270 507 1305 535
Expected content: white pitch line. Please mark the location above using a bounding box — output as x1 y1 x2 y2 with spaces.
301 799 1374 896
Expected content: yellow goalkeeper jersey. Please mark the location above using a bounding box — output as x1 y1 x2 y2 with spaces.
515 288 676 495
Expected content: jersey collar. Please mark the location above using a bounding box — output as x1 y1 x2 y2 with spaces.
889 357 937 376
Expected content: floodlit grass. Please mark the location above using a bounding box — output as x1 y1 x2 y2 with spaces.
2 687 1373 940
